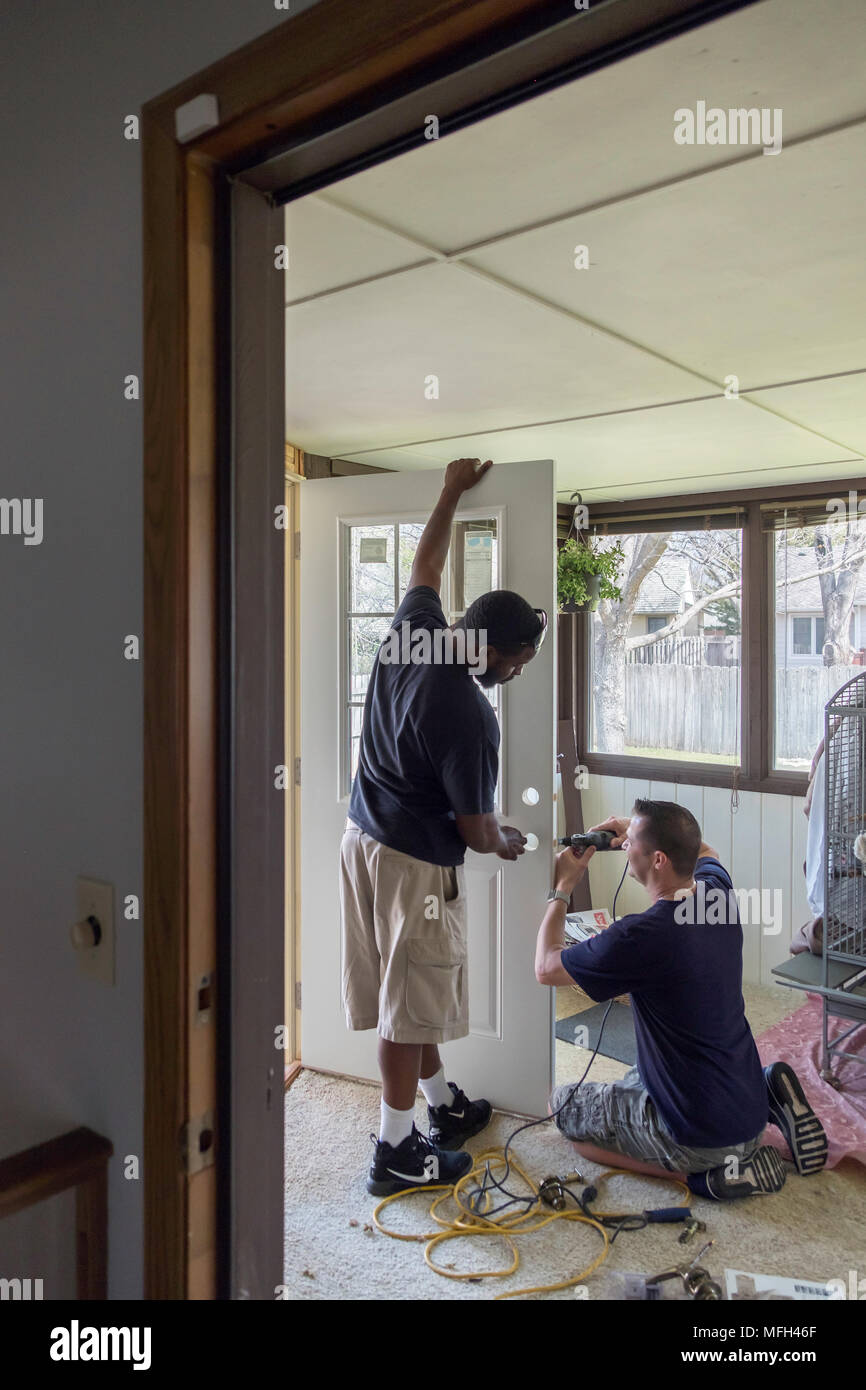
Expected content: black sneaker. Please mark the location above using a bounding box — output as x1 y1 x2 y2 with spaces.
704 1144 787 1200
427 1081 493 1151
366 1126 472 1197
764 1061 828 1176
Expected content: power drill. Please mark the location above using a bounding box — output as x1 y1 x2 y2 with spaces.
557 829 619 851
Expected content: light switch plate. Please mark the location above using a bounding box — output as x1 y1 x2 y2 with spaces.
75 878 115 986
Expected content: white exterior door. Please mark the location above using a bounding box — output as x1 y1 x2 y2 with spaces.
300 460 556 1116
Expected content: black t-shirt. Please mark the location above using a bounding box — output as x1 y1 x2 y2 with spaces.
347 586 500 866
560 859 768 1148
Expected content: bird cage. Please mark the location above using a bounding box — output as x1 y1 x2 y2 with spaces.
824 673 866 964
770 673 866 1083
820 672 866 1081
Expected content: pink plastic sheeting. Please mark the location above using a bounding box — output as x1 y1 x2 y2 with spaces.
755 996 866 1169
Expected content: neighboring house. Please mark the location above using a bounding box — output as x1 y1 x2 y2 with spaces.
627 554 701 639
774 546 866 666
624 554 741 664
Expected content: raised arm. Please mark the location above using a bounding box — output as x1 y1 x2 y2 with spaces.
409 457 492 593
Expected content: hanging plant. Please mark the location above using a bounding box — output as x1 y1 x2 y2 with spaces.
557 536 625 613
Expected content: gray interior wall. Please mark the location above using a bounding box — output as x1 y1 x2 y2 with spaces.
0 0 320 1301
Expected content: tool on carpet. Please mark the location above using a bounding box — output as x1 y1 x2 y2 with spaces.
678 1216 707 1244
646 1241 723 1300
573 1175 694 1245
538 1172 583 1210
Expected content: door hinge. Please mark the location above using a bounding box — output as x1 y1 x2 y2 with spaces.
294 756 301 786
293 531 300 559
295 981 302 1010
180 1111 215 1174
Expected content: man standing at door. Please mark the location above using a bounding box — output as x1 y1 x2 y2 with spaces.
340 456 548 1196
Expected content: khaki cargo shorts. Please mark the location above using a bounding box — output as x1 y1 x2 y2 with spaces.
339 821 469 1045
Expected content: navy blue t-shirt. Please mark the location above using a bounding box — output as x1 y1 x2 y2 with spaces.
560 859 768 1148
348 585 499 866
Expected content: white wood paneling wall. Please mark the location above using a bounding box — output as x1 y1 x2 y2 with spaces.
580 776 811 987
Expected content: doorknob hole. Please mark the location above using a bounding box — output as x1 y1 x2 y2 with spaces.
524 833 539 851
521 787 540 805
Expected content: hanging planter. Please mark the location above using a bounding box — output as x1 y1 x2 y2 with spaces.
560 573 601 613
557 536 624 614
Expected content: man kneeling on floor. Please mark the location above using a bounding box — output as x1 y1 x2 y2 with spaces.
536 800 828 1199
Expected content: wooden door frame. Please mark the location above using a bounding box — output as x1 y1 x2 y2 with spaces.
142 0 758 1300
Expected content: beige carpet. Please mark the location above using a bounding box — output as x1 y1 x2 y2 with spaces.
284 986 866 1301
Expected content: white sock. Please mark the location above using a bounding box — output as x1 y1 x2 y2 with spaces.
419 1066 453 1111
380 1099 415 1148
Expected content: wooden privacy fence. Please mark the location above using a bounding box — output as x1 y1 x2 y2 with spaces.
776 665 861 761
627 634 738 666
623 664 860 760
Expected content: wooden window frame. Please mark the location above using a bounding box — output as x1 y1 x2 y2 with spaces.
141 0 770 1299
572 474 866 797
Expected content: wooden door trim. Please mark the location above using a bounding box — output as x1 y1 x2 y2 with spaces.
142 0 753 1300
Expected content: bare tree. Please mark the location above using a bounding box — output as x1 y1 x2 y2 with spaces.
592 533 668 751
813 523 866 665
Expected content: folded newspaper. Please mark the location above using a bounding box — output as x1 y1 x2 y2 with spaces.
565 908 612 943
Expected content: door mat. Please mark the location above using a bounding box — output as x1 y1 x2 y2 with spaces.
555 1001 637 1067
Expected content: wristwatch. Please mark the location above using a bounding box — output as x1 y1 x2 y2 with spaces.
547 889 570 905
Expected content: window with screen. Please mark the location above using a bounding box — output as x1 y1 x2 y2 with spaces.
768 499 866 771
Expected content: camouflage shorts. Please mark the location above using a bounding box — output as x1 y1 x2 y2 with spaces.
549 1067 763 1174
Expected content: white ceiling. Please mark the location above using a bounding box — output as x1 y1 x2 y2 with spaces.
284 0 866 502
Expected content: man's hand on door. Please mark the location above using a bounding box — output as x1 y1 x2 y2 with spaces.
443 457 492 496
409 458 494 592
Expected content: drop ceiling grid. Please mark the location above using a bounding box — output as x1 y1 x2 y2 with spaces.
285 183 864 469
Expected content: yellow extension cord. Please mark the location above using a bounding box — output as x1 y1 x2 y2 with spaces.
373 1148 692 1299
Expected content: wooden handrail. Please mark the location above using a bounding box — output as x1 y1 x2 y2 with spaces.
0 1126 113 1299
